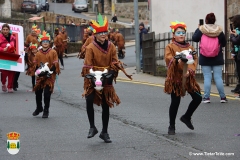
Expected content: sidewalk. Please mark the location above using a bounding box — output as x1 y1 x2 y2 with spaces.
117 67 239 99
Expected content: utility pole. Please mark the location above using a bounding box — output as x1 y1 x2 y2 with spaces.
134 0 140 73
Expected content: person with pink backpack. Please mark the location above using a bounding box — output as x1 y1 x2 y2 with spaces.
192 13 227 103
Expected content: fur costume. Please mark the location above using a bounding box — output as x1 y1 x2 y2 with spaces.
164 41 201 97
81 41 132 107
33 31 60 92
26 43 38 76
54 29 64 57
114 32 125 50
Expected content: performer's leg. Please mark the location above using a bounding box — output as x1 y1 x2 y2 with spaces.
42 85 52 118
101 97 110 133
13 72 20 91
180 92 202 130
64 48 68 57
86 91 98 138
58 54 64 68
99 96 111 143
7 71 15 92
32 76 35 89
33 88 44 116
169 92 181 126
1 70 7 92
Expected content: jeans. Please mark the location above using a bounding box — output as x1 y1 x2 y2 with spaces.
202 65 226 98
140 48 143 69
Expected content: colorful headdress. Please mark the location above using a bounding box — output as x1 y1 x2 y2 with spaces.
36 28 41 35
170 20 187 33
38 30 51 42
29 43 38 49
32 24 38 31
90 14 108 33
87 26 94 32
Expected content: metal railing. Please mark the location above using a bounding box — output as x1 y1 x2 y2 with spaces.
142 32 238 85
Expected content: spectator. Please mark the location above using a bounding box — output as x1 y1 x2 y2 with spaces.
230 14 240 98
0 23 16 93
192 13 227 103
139 22 148 69
111 14 118 23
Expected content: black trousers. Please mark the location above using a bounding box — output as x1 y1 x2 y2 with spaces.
169 92 202 126
35 85 52 112
13 72 20 89
234 56 240 83
86 91 110 133
58 54 64 67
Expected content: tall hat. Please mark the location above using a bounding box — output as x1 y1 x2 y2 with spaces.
29 42 38 49
35 28 41 35
32 24 38 31
90 14 108 33
38 30 51 42
170 20 187 33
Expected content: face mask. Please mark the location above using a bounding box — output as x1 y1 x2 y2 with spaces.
175 31 186 36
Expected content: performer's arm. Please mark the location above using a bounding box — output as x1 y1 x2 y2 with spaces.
164 45 174 66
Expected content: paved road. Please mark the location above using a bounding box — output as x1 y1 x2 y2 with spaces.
0 47 240 159
48 2 89 20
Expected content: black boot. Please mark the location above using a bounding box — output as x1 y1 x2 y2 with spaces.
42 109 49 118
180 115 194 130
168 126 175 135
87 127 98 138
231 84 240 93
32 107 43 116
99 132 112 143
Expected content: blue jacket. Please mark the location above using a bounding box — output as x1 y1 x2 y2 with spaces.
192 26 226 66
139 28 148 48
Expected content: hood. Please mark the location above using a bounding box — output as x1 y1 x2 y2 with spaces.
199 24 223 37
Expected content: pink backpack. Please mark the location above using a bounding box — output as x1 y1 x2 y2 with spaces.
200 34 220 57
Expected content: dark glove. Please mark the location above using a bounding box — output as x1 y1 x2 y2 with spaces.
37 71 48 77
50 65 56 72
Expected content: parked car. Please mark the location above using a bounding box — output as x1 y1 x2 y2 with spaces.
41 0 49 11
21 0 42 14
72 0 88 12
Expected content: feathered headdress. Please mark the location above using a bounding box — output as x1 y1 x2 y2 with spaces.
38 30 51 42
170 20 187 33
87 26 94 32
90 14 108 33
36 28 41 35
29 43 38 49
32 24 38 31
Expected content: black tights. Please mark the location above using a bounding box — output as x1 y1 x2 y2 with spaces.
31 76 35 88
169 92 202 126
35 85 52 112
58 54 64 67
86 91 110 133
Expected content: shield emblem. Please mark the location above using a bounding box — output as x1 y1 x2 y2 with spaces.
7 140 20 155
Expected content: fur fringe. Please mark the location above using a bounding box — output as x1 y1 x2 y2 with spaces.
164 59 201 97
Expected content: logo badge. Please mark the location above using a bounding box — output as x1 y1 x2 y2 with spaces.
7 132 20 155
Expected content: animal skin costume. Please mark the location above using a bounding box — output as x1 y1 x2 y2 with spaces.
32 31 60 118
164 21 202 135
164 21 201 96
81 14 132 143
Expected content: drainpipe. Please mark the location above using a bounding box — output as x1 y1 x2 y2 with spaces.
224 0 229 86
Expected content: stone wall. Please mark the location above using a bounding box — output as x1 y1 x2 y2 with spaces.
227 0 240 18
0 0 11 18
114 2 148 20
11 0 23 11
